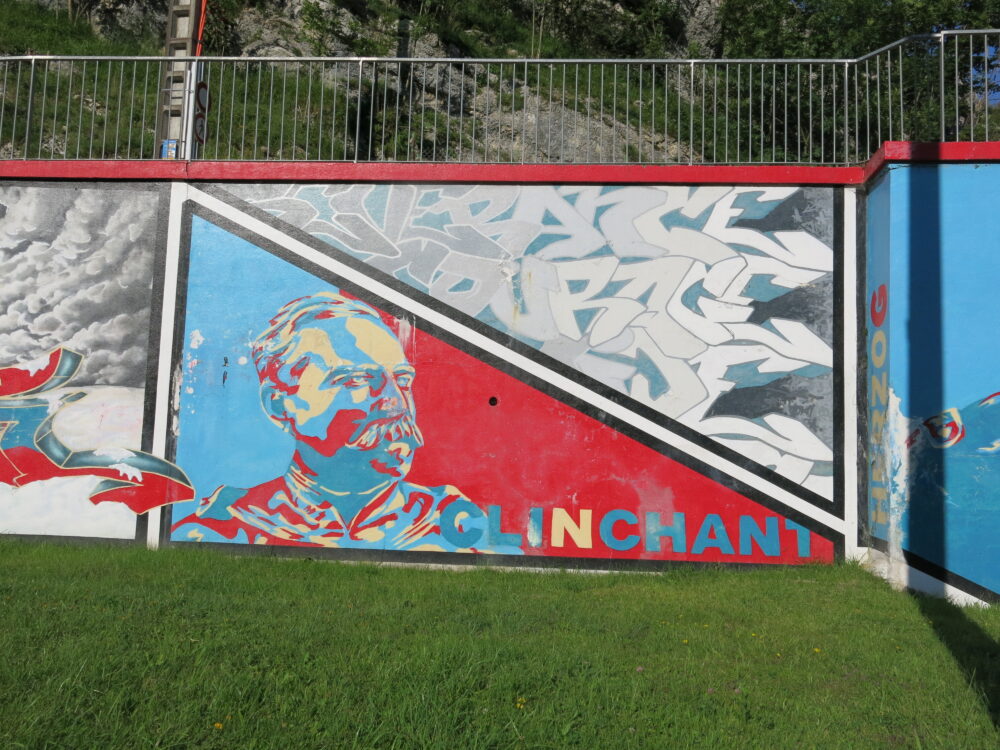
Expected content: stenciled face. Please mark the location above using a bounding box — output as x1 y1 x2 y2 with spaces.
265 314 422 484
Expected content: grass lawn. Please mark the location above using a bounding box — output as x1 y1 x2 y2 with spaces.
0 1 158 56
1 541 998 748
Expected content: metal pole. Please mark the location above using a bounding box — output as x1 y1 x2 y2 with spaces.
22 59 35 159
354 60 363 162
939 35 946 140
843 61 849 164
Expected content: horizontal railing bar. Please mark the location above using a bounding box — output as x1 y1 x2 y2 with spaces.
853 33 943 61
936 28 996 37
0 55 866 64
0 54 894 65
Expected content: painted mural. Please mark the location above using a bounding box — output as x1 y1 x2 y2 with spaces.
220 184 839 503
866 164 1000 600
0 184 169 539
166 204 835 563
0 178 845 570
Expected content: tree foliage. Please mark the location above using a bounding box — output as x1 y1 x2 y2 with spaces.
718 0 1000 58
195 0 1000 61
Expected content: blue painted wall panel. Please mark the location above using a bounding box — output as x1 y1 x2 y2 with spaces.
868 163 1000 597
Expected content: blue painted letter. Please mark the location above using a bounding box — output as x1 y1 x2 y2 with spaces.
599 510 640 551
645 512 686 553
738 516 780 557
691 514 735 555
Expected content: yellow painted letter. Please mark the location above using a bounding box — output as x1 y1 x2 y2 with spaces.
550 508 593 549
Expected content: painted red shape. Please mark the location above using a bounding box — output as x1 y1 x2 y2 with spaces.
922 409 966 449
295 408 368 458
0 446 194 513
0 350 62 397
870 284 888 327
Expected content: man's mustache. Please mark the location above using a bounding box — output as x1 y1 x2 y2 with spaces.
346 411 424 450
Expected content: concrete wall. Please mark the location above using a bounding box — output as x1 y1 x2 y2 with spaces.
864 163 1000 602
5 157 998 601
0 180 846 566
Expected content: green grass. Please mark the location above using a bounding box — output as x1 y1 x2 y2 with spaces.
0 1 158 56
1 541 998 748
0 1 160 159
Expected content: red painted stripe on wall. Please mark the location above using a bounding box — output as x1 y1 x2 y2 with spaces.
0 159 861 185
0 160 189 180
184 161 863 185
1 141 999 185
863 142 1000 182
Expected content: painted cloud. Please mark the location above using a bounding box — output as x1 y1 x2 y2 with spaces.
0 185 159 386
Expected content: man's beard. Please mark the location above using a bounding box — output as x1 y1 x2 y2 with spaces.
346 411 424 451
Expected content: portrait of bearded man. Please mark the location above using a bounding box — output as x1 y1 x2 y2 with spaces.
171 292 518 554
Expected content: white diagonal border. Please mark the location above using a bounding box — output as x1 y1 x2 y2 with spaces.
147 182 189 549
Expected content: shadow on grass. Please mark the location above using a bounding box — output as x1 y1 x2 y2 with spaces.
902 147 1000 732
912 592 1000 730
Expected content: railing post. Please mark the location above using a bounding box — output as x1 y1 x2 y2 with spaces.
22 58 35 159
898 43 904 140
843 61 849 164
939 34 946 141
354 60 364 162
689 61 694 164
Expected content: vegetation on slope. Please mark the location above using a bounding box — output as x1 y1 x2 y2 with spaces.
0 0 158 56
205 0 1000 60
204 0 693 59
7 0 1000 61
718 0 1000 58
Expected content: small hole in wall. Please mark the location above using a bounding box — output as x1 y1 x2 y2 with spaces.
488 396 499 406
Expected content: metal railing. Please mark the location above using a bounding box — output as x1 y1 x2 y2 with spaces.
1 30 998 165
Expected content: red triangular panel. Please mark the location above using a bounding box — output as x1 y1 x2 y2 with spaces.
407 325 833 563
